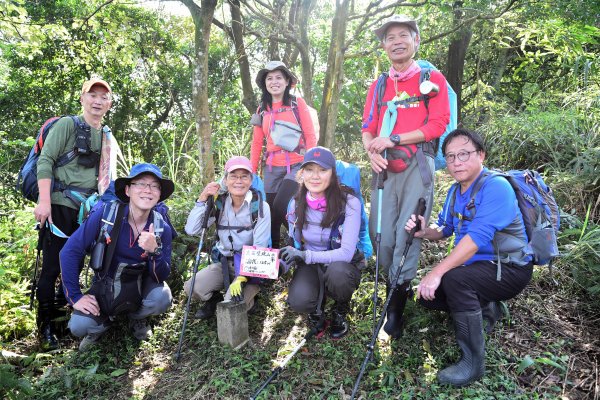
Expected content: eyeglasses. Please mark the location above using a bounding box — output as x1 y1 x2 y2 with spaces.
227 174 252 182
444 150 479 164
130 182 161 191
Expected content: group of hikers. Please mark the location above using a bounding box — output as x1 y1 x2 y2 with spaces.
29 15 535 388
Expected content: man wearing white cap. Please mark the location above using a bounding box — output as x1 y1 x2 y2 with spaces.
183 156 271 321
33 77 116 349
361 16 450 340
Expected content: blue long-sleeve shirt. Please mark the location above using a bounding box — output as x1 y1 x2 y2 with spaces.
60 203 172 305
436 168 531 265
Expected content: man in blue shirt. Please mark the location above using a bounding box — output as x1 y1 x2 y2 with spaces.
406 129 533 386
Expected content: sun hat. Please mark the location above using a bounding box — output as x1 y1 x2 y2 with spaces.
374 15 420 41
255 61 298 90
114 163 174 203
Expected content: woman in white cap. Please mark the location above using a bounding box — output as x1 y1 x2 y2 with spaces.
250 61 317 248
184 156 271 320
280 147 364 339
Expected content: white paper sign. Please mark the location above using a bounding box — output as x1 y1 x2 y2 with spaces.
239 245 280 280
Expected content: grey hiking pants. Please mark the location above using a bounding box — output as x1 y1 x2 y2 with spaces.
68 277 172 337
369 156 435 285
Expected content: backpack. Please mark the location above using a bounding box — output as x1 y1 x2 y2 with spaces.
363 59 458 170
449 169 560 266
16 116 102 203
288 160 373 258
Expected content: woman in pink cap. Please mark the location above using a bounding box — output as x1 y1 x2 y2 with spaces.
250 61 318 248
183 156 271 320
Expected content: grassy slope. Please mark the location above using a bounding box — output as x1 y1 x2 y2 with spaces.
6 249 597 399
3 172 598 399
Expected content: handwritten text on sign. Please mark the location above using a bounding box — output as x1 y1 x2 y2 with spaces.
239 246 279 280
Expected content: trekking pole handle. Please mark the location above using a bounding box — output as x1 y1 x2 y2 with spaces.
202 196 214 229
407 198 426 244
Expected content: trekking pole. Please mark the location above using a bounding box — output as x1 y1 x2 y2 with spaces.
249 326 319 400
350 198 426 400
29 224 45 309
372 168 387 336
175 196 214 362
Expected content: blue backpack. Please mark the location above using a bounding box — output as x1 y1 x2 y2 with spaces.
449 169 560 266
288 161 373 258
363 59 458 170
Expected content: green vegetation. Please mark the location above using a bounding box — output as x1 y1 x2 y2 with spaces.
1 0 598 399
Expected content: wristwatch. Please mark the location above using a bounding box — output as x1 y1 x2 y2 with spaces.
390 134 401 145
148 236 162 257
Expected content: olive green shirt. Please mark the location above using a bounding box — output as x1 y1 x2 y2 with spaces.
37 115 103 209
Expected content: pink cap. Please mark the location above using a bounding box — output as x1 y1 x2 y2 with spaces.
225 156 253 174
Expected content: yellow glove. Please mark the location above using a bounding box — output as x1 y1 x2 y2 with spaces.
230 276 248 303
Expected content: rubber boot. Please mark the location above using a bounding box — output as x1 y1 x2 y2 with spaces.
330 301 350 339
37 302 59 350
481 301 504 334
194 292 224 320
437 310 485 386
383 281 410 339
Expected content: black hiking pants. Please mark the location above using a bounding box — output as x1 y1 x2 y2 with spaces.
419 260 533 313
37 204 82 306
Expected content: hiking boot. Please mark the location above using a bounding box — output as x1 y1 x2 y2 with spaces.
79 332 103 352
437 310 485 387
40 324 59 351
194 292 223 320
330 302 350 340
482 301 504 334
383 281 410 340
37 302 58 351
130 318 152 341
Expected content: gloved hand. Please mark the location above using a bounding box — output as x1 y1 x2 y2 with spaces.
279 246 306 266
230 276 248 303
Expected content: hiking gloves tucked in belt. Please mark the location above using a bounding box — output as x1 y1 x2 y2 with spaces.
279 246 306 267
230 276 247 303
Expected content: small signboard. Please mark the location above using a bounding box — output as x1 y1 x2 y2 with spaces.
239 245 279 280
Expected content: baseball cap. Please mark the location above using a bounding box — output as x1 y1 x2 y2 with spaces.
225 156 253 174
300 146 336 170
81 78 112 95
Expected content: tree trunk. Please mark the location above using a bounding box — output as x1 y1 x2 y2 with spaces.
228 0 256 114
319 0 349 148
296 0 316 106
446 1 472 120
181 0 218 182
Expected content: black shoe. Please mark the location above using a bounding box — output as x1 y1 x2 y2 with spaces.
437 310 485 387
194 292 223 320
383 281 410 339
482 301 504 334
37 302 59 350
329 302 349 340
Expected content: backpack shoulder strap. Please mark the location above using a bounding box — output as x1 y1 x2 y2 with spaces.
100 201 126 275
376 72 389 108
449 171 492 232
152 209 165 236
